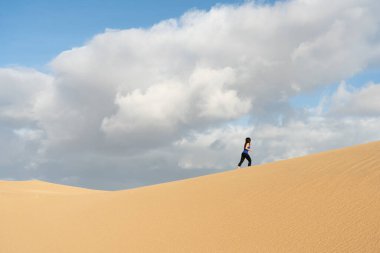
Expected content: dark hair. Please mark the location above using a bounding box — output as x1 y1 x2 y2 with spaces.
244 137 251 148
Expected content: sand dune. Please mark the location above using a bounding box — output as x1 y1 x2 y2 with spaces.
1 141 380 252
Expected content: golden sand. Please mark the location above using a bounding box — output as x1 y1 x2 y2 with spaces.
1 141 380 252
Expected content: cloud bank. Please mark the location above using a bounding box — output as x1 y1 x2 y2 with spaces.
1 0 380 189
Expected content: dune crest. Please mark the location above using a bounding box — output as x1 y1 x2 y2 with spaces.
1 141 380 252
0 179 98 195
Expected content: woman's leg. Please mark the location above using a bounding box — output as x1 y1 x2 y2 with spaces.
238 153 246 166
246 154 252 166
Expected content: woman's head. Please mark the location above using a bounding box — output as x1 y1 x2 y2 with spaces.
245 137 251 144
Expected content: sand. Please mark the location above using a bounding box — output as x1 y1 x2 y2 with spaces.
1 141 380 252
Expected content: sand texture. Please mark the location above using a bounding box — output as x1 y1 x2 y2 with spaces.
1 141 380 252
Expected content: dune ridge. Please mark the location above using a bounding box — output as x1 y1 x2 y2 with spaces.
1 141 380 252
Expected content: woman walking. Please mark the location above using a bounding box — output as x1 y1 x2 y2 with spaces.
237 137 252 168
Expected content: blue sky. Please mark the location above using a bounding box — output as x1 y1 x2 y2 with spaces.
1 0 279 68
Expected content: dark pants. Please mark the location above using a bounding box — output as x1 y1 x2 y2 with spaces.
238 152 252 167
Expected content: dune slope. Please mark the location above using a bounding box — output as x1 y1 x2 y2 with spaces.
1 141 380 252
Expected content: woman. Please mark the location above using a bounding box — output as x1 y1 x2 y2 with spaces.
237 137 252 168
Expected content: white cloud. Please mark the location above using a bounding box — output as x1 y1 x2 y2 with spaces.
40 0 379 146
13 128 44 141
102 81 188 134
175 125 254 169
1 0 380 189
329 82 380 117
0 68 53 122
177 83 380 168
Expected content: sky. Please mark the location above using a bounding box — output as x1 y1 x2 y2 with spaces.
1 0 265 68
0 0 380 190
